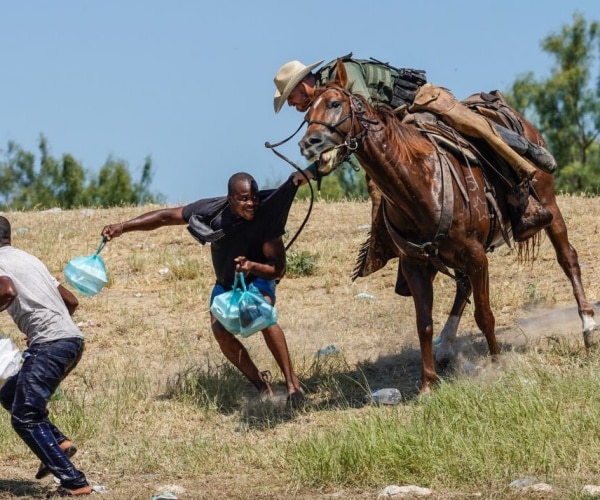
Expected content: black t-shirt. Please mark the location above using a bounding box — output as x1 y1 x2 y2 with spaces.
181 178 298 287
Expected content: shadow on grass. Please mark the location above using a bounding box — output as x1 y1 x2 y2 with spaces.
161 361 307 430
0 479 44 498
159 324 558 431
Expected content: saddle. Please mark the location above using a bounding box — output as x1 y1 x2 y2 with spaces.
462 90 525 135
352 91 520 280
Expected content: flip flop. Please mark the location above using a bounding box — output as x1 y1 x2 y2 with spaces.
36 445 78 480
46 485 92 497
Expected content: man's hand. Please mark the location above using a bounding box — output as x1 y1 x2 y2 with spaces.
290 168 314 186
101 223 124 241
234 256 253 275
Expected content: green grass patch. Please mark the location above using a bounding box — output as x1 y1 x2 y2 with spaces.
285 359 600 491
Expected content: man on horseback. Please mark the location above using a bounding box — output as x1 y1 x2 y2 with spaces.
273 55 558 265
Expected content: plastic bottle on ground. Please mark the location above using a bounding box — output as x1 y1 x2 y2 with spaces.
368 388 402 405
315 344 341 358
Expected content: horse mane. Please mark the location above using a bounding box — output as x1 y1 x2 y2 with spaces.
374 104 435 164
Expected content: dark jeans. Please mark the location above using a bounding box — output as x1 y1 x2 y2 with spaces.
0 337 88 489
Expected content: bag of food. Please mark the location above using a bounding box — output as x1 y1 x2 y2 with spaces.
210 273 277 337
210 274 244 335
64 238 108 297
238 282 278 337
0 337 21 387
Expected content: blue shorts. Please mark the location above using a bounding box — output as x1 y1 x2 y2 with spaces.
210 277 276 306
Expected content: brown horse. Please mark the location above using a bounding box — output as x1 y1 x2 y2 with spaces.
299 60 598 394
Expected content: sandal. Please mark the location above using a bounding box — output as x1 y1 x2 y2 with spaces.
36 444 78 480
46 485 92 497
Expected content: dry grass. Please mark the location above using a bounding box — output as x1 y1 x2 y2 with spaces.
0 195 598 499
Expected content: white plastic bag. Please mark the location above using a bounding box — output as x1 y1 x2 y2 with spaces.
0 337 21 387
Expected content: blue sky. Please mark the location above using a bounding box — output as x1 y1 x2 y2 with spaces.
2 1 600 205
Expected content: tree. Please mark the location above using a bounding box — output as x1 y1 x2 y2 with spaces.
0 136 163 209
507 12 600 194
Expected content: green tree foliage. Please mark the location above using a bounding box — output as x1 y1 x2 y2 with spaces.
0 136 163 209
507 12 600 194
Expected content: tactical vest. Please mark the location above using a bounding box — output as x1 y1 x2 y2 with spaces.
316 54 427 108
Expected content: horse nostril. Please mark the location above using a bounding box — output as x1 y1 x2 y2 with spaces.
299 135 322 148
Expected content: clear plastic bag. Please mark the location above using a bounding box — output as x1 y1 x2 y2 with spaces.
238 282 277 337
0 337 21 387
210 276 244 335
210 274 277 337
64 238 108 297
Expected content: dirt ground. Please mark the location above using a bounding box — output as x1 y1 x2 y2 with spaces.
0 194 598 499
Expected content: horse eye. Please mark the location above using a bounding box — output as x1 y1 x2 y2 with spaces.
331 101 341 109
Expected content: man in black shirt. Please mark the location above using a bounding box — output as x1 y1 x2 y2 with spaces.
101 173 304 402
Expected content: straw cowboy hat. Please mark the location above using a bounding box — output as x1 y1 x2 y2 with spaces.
273 59 324 113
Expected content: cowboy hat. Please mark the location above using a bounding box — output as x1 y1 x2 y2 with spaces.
273 59 324 113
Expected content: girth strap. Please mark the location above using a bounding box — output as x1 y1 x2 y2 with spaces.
381 148 456 280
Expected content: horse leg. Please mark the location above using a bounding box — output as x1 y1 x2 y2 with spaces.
435 270 473 365
465 251 500 357
403 260 438 394
543 204 598 348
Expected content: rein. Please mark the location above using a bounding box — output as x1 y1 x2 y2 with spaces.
265 125 314 251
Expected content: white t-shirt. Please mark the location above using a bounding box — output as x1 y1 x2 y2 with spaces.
0 246 83 344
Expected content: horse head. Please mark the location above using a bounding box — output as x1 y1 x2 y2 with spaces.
299 59 376 175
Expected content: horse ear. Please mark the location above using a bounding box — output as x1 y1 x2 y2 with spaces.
334 58 348 88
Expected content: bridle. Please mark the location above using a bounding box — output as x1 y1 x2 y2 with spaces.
304 87 380 164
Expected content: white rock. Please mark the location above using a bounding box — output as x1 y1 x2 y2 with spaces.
378 485 432 497
582 485 600 496
509 477 535 489
523 483 553 493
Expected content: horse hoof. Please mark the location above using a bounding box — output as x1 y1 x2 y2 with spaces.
584 325 600 350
